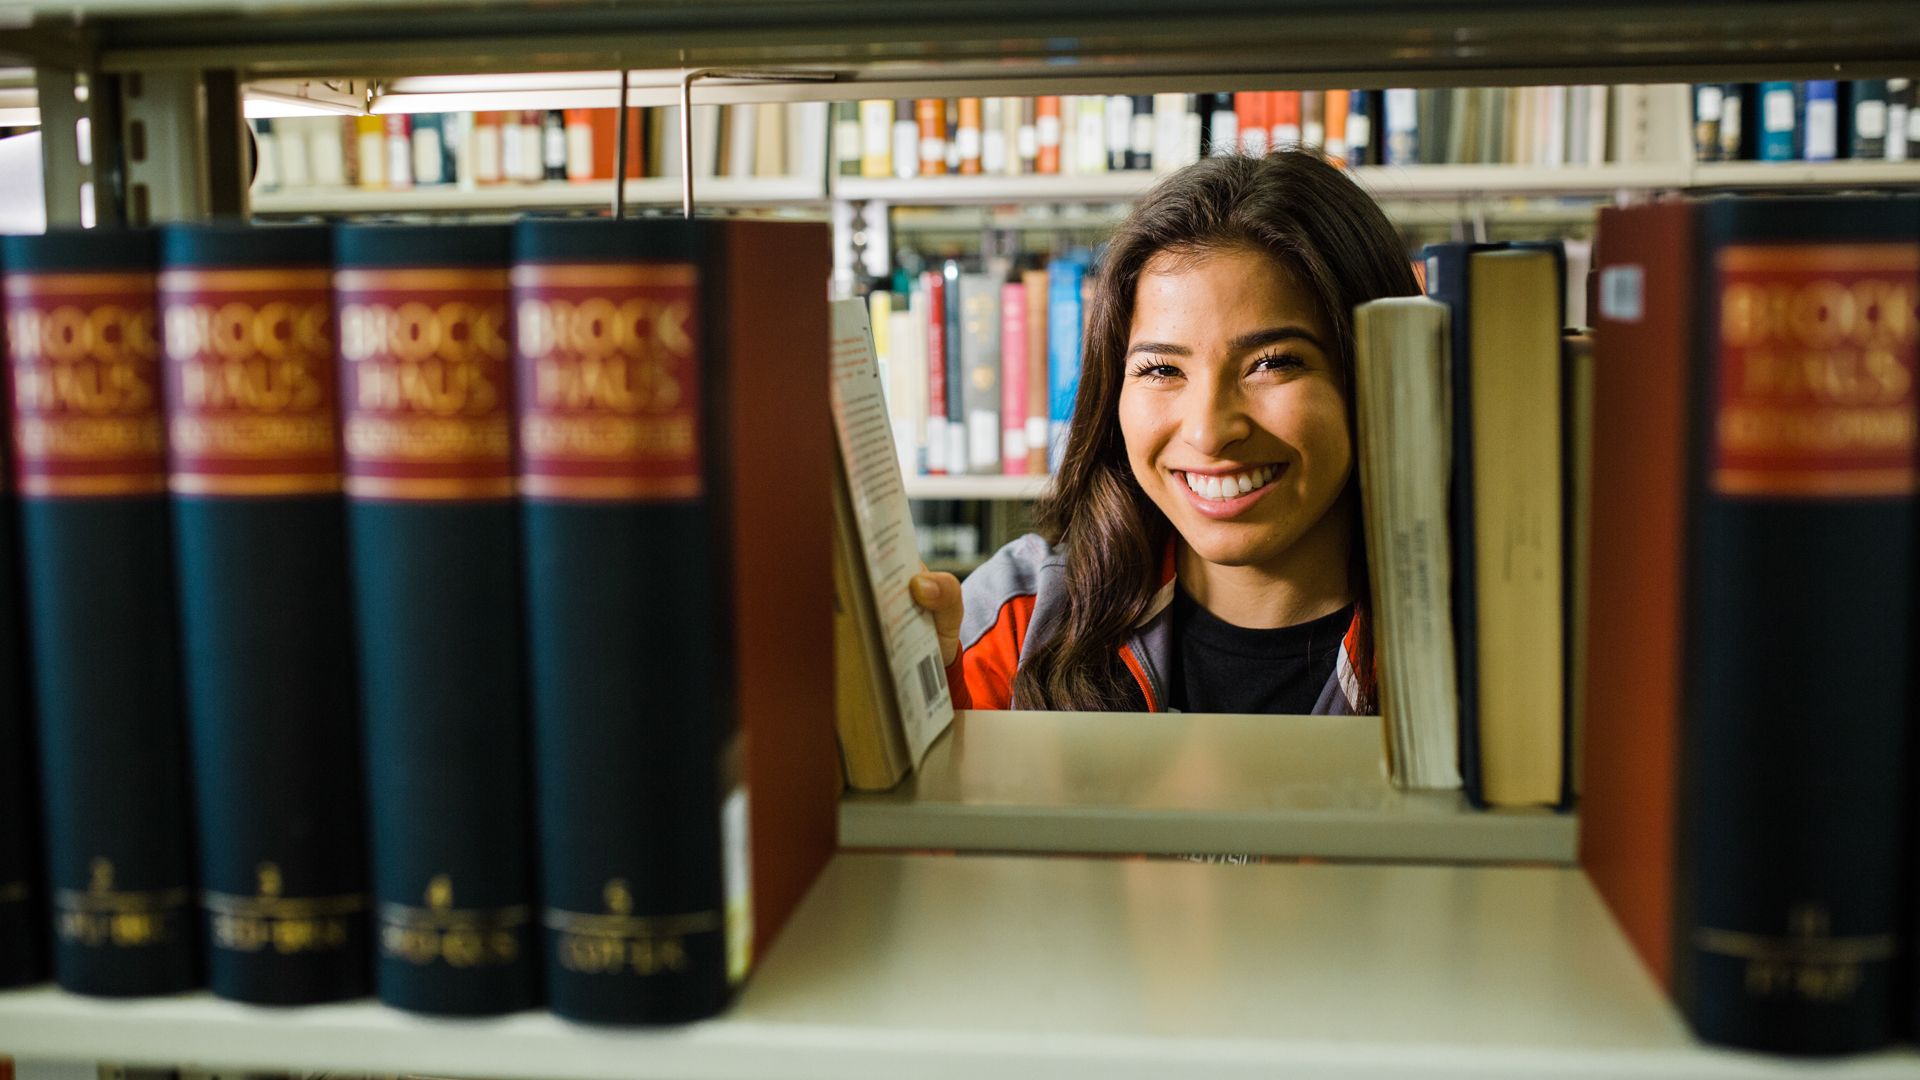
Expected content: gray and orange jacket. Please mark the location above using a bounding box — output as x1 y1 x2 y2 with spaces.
945 533 1369 714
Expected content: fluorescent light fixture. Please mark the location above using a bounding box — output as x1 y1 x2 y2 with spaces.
245 85 366 118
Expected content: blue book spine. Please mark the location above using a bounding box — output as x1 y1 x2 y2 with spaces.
1758 82 1797 161
3 229 199 998
1346 90 1372 166
337 223 537 1017
162 223 368 1005
1383 88 1418 166
1045 259 1085 471
1803 81 1838 161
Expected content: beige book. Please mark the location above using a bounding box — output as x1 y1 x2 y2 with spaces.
1467 248 1564 807
753 101 785 177
1353 296 1461 791
832 461 913 791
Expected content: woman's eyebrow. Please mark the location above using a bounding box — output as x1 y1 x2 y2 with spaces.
1230 326 1328 353
1125 340 1190 357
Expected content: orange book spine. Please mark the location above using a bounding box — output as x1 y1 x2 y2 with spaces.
1035 96 1062 174
916 99 947 176
956 98 983 175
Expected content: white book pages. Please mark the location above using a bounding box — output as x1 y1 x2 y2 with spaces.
1353 296 1461 791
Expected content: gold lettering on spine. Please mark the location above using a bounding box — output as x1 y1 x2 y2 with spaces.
51 858 190 949
1698 903 1894 1006
5 277 168 496
1714 246 1920 497
513 265 702 502
202 864 365 957
545 880 714 977
376 874 527 969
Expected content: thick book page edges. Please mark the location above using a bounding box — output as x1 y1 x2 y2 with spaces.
1352 296 1460 791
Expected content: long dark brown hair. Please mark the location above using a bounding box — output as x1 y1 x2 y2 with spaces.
1013 149 1421 712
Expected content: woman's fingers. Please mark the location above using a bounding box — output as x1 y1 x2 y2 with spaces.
910 570 964 666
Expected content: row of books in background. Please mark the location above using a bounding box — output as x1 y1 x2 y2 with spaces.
835 85 1664 176
1355 192 1919 1055
1691 79 1919 162
0 218 838 1023
864 255 1088 479
250 103 819 191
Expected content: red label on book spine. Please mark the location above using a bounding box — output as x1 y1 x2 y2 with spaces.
335 267 514 501
3 271 168 498
1713 244 1919 498
512 262 701 502
159 268 341 497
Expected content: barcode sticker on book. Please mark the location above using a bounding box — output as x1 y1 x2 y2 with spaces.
1600 265 1645 323
916 654 943 708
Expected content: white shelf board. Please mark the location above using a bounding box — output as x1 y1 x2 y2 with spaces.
841 710 1576 863
833 171 1163 204
903 474 1050 500
1688 160 1920 187
1350 162 1692 196
3 852 1916 1079
249 175 825 214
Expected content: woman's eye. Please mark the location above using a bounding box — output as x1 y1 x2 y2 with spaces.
1128 362 1182 381
1251 352 1307 374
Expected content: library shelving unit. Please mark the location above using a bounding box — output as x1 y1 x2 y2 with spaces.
7 2 1920 1077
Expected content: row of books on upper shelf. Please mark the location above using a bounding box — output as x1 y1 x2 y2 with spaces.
828 85 1681 180
1349 191 1919 1056
0 218 839 1024
249 103 822 192
1692 79 1919 163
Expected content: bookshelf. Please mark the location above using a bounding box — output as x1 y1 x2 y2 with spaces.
8 0 1920 1074
6 852 1920 1080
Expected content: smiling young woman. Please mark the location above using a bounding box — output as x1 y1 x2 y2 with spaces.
912 149 1421 714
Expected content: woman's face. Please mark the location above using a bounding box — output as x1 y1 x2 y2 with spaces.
1117 245 1353 575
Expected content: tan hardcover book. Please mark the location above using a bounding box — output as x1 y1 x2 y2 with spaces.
1466 247 1564 807
1021 267 1050 474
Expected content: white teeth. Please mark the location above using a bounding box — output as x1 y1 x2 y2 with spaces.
1182 465 1274 502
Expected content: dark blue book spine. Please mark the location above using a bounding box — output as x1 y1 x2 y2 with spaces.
0 478 36 989
336 224 537 1016
515 219 733 1024
160 224 368 1005
1418 241 1484 806
2 230 198 996
1676 196 1918 1054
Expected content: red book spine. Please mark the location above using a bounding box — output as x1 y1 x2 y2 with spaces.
923 270 948 475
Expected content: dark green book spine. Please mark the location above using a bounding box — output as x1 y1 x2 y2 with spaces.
160 224 368 1005
336 224 537 1015
515 219 733 1023
2 229 198 996
1677 196 1919 1054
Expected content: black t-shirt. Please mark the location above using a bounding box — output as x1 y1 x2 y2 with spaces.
1167 588 1352 714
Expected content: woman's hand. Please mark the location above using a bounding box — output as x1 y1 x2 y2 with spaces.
910 570 964 666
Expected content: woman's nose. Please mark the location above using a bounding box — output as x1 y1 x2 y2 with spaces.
1180 380 1251 458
